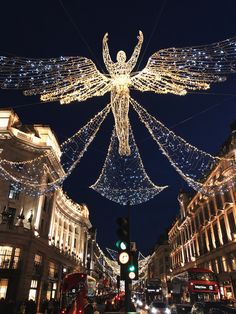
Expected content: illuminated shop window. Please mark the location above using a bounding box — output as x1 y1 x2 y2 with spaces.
34 254 42 266
0 246 12 269
47 282 57 300
8 184 20 200
28 280 38 301
0 279 8 299
48 261 58 279
13 248 21 269
0 246 21 269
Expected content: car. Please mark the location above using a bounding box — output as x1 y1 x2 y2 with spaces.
170 303 192 314
149 301 171 314
191 301 236 314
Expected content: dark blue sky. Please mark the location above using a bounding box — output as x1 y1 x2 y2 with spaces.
0 0 236 256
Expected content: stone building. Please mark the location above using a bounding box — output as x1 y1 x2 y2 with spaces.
168 122 236 299
147 237 171 300
0 109 92 309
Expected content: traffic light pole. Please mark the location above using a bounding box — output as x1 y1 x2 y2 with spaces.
124 202 132 313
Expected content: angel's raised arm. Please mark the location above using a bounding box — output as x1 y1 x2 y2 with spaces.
102 33 113 72
127 30 144 71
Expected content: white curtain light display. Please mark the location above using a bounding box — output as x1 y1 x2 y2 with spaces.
91 124 167 205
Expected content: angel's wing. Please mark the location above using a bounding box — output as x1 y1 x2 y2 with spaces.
0 55 111 103
131 36 236 95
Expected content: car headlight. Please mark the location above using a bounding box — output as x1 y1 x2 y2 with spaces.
165 308 171 314
151 308 158 314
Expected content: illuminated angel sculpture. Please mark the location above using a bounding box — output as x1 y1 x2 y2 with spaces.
0 32 236 200
1 31 236 157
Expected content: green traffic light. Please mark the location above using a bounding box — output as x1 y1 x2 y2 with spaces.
116 240 127 250
128 264 135 272
120 242 127 250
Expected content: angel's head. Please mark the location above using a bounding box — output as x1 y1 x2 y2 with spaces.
116 50 127 63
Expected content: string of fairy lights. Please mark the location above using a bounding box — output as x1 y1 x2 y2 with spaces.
130 98 236 195
0 32 235 200
91 124 167 205
0 104 111 195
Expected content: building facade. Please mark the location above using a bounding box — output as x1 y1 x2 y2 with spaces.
0 109 92 310
147 241 171 300
168 123 236 299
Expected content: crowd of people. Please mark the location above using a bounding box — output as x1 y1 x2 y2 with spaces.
89 295 136 313
0 297 60 314
0 298 37 313
0 295 137 313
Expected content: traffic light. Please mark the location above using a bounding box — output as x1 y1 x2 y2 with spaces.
116 217 129 245
127 251 139 280
116 217 130 264
116 217 130 280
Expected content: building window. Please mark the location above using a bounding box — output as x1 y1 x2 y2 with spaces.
13 248 21 269
48 261 58 279
8 184 20 200
28 280 38 301
220 217 228 244
33 254 42 275
0 246 12 269
0 279 8 299
194 239 198 256
34 254 42 266
47 282 57 300
1 207 16 225
198 235 203 255
42 196 49 212
40 219 44 233
222 256 228 272
208 199 215 216
202 232 207 254
207 228 213 251
199 210 204 226
213 223 220 247
224 190 232 203
215 259 219 274
215 194 222 210
195 216 200 231
228 212 236 237
231 256 236 271
208 261 212 271
204 206 209 221
0 246 21 269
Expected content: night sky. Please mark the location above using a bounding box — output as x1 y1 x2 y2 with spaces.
0 0 236 256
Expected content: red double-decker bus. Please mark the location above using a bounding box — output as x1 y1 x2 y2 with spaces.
171 268 219 303
60 273 96 314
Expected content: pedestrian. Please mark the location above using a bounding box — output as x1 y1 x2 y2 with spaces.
104 299 115 312
83 297 94 314
47 299 55 314
25 299 36 314
41 298 49 314
0 298 7 313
